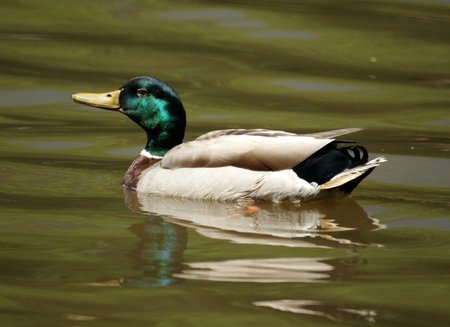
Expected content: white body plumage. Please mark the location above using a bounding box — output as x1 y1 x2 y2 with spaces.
136 162 321 202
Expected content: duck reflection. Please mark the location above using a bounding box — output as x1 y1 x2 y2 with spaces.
120 190 383 285
124 190 383 248
122 217 187 288
254 300 377 323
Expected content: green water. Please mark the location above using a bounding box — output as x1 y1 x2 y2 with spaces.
1 0 449 326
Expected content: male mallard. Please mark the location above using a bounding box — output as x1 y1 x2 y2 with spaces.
72 76 386 201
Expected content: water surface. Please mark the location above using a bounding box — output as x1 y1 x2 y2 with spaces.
0 1 449 326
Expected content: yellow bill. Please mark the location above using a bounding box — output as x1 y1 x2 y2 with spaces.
71 89 121 110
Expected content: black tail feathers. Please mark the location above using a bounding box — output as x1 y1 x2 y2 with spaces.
293 142 370 192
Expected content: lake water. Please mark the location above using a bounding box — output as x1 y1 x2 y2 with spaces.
1 1 449 326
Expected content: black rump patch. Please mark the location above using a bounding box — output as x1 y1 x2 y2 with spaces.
293 141 369 186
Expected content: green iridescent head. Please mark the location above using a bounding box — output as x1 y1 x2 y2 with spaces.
72 76 186 156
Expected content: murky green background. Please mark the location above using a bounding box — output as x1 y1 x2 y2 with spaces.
1 1 449 326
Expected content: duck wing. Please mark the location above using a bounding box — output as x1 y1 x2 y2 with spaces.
300 127 363 139
161 128 362 171
196 128 362 140
195 128 297 140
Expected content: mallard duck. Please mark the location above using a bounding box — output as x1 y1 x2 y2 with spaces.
71 76 386 201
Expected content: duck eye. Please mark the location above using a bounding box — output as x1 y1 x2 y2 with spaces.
137 88 148 97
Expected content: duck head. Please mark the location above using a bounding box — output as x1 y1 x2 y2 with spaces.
71 77 186 156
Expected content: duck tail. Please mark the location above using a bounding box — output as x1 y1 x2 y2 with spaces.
293 141 387 195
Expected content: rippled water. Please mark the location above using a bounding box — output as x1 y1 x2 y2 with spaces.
1 1 449 326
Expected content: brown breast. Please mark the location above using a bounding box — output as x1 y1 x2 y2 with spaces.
122 155 161 190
